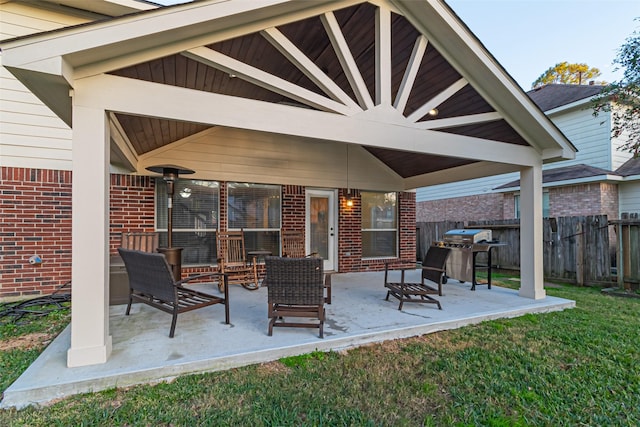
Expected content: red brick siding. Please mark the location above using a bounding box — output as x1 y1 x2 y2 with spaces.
341 190 416 272
2 168 419 296
1 167 72 298
282 185 305 234
108 174 155 253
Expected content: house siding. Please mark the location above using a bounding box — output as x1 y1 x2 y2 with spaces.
619 181 640 215
1 168 415 299
0 2 93 171
416 96 633 219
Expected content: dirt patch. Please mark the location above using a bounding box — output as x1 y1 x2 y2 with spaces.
0 332 52 352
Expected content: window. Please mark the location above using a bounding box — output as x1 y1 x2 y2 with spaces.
515 191 550 219
156 179 219 266
361 191 397 258
227 183 281 255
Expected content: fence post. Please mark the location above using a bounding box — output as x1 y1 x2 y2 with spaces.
576 222 584 286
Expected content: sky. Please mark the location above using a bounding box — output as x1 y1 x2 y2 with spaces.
154 0 639 91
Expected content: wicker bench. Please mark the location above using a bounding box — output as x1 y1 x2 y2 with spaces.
118 248 229 337
265 256 326 338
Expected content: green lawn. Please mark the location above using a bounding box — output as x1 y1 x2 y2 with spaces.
1 282 639 426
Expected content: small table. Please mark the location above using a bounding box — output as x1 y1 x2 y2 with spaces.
248 250 272 286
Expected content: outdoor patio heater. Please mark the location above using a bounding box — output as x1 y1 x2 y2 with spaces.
146 164 195 281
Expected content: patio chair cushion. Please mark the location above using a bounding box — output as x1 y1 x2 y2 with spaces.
118 248 229 337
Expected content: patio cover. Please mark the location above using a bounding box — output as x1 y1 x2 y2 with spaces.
0 0 575 367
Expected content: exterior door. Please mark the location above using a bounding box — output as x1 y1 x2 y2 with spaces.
306 189 337 271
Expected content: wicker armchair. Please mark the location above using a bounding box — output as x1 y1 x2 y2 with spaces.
384 246 451 310
118 248 229 338
265 256 326 338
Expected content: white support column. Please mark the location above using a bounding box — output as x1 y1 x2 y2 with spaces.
519 163 546 299
67 100 112 367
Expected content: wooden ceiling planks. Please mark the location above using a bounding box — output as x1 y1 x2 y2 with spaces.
108 2 531 179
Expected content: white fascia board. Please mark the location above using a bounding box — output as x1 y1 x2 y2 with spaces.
494 174 624 193
0 0 356 76
393 0 576 158
621 174 640 182
78 73 543 168
42 0 158 15
545 96 598 116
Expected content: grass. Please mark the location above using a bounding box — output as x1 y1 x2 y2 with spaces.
1 282 639 426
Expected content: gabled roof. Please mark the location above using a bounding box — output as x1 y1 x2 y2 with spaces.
494 164 618 191
0 0 577 189
527 83 604 112
615 156 640 177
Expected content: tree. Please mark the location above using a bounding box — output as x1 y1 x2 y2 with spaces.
592 20 640 155
532 62 601 88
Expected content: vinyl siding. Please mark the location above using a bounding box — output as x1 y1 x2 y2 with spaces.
0 2 91 171
417 106 615 202
619 181 640 214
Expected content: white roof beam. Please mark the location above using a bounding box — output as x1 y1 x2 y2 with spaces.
79 74 540 167
408 77 468 122
394 35 428 112
182 47 355 116
320 11 374 110
375 5 392 106
108 112 138 170
260 27 361 111
414 112 501 130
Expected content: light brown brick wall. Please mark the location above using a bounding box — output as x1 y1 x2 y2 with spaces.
416 193 505 222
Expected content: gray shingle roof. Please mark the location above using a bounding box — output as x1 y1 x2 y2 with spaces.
615 156 640 176
527 84 605 112
494 164 616 190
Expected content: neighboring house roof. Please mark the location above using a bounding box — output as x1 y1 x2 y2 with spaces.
527 83 604 112
494 164 618 190
615 156 640 177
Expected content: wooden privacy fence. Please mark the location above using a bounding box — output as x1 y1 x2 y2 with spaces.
417 215 616 286
609 213 640 290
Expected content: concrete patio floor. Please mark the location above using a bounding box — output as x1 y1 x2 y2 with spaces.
1 270 575 409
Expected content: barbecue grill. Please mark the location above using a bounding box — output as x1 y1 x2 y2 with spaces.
434 229 504 290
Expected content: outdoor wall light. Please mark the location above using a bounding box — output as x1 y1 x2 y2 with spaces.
346 192 354 207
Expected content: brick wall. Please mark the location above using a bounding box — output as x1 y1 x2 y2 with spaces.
2 168 419 298
108 174 155 253
416 193 505 222
418 183 620 223
1 167 72 298
549 183 618 218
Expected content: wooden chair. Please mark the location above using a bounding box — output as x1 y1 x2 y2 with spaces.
118 248 229 338
216 230 259 291
384 246 451 310
281 230 316 258
280 231 330 303
120 232 159 253
265 256 326 338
